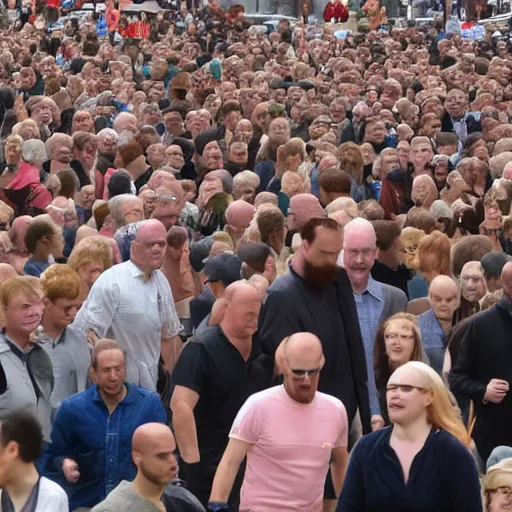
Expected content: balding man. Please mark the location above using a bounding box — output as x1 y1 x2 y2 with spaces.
92 423 203 512
210 333 349 512
224 200 256 249
286 193 324 247
113 112 139 135
450 261 512 464
84 219 181 390
418 275 459 374
171 281 272 508
7 215 32 274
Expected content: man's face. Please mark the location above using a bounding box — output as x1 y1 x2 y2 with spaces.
303 226 342 288
203 143 224 171
137 434 178 487
429 283 458 321
283 346 322 404
151 188 184 229
225 292 261 339
164 113 184 135
121 198 144 225
309 122 330 141
228 142 248 165
53 143 71 164
165 145 184 170
235 120 253 144
343 228 378 291
5 292 44 336
98 135 117 156
460 265 486 303
410 140 433 173
434 161 449 186
235 183 255 203
146 144 166 169
44 296 82 331
287 87 304 106
445 90 467 120
72 112 94 134
437 144 457 157
224 110 242 132
365 120 387 145
77 261 105 290
330 102 346 123
132 223 167 269
422 117 441 138
220 82 236 101
80 185 95 210
94 349 126 399
32 104 53 126
268 119 290 146
74 143 97 171
381 150 399 178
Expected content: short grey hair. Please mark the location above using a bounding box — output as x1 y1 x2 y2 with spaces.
97 128 118 142
108 193 140 228
22 139 47 164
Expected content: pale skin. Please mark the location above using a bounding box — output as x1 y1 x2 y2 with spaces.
428 275 459 335
87 220 181 372
209 333 349 506
170 282 261 464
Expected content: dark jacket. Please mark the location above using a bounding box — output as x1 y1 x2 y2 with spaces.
259 267 371 434
440 111 481 136
449 296 512 461
336 426 482 512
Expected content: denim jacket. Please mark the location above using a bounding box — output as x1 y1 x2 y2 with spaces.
43 383 166 510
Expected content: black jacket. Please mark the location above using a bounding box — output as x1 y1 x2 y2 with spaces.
440 112 481 136
259 266 371 434
449 296 512 461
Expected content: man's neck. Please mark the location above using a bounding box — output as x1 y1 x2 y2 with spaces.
4 329 30 350
99 385 127 414
377 252 398 271
351 276 370 295
41 315 64 341
131 259 154 281
220 324 252 361
31 249 49 262
131 472 166 510
4 463 39 508
436 315 452 335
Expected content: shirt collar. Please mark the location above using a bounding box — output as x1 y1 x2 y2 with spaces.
92 382 136 406
126 260 152 280
360 276 383 301
425 308 444 331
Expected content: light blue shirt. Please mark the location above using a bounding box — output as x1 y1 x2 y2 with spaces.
353 277 384 416
417 308 446 374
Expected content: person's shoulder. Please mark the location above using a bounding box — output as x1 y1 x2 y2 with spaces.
267 271 296 294
315 390 346 413
432 429 473 458
353 426 391 453
245 385 284 406
127 383 160 402
37 476 68 507
380 281 408 301
60 386 93 409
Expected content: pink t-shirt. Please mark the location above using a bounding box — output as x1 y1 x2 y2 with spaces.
230 385 348 512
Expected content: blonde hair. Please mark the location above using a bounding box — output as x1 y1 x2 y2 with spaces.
40 264 81 302
397 361 470 447
0 276 42 311
68 235 113 275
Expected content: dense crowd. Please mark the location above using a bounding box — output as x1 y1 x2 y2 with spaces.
0 1 512 511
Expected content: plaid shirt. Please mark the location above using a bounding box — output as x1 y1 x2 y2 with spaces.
353 276 384 416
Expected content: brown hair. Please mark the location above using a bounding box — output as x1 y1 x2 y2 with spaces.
373 312 425 389
40 264 81 302
318 168 352 195
372 220 401 251
0 276 42 310
416 230 451 275
257 207 285 246
92 338 125 370
24 216 59 254
358 199 385 220
338 142 364 184
68 236 113 276
301 217 339 243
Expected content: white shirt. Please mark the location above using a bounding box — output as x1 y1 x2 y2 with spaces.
84 260 181 391
0 477 68 512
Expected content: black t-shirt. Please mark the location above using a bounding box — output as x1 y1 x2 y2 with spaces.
171 326 272 464
371 261 412 299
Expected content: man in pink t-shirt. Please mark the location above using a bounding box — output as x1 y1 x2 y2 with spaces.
208 332 349 512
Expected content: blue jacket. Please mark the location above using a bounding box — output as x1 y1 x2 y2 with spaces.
44 383 166 511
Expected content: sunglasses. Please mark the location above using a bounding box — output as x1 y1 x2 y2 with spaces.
290 368 320 379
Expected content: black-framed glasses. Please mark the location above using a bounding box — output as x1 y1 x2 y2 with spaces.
386 384 429 393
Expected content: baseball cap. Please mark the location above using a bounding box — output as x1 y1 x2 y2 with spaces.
189 237 214 273
481 252 512 277
203 253 242 286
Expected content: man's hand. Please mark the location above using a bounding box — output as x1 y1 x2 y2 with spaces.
485 379 509 404
62 458 80 484
371 414 385 432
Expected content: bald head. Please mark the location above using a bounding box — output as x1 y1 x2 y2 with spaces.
226 200 256 231
221 281 262 339
0 263 16 284
284 332 323 362
9 215 32 247
501 261 512 298
289 194 324 231
131 423 177 486
343 217 376 248
75 225 98 244
223 280 261 304
136 219 167 242
132 423 176 453
429 274 459 321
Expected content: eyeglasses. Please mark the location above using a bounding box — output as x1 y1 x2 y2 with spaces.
167 152 184 157
493 487 512 498
386 384 429 393
290 368 320 379
384 333 415 342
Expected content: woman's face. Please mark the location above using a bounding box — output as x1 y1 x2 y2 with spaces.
5 142 21 165
384 319 416 368
488 487 512 512
78 261 105 291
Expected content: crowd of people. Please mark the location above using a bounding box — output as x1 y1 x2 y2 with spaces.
0 0 511 511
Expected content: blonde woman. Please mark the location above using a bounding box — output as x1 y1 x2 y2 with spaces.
337 361 482 512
